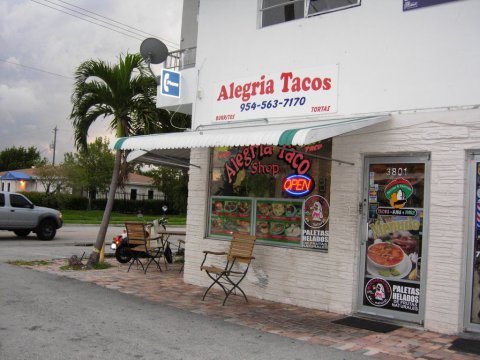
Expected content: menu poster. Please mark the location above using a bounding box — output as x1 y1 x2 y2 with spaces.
302 195 330 250
210 197 252 236
364 278 420 314
367 212 423 281
255 200 303 245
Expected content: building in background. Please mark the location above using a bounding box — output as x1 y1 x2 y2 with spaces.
0 168 161 200
114 0 480 335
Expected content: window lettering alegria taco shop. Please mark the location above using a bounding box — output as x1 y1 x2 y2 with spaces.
209 140 332 250
223 145 312 184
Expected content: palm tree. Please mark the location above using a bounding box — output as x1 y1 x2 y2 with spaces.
70 53 159 267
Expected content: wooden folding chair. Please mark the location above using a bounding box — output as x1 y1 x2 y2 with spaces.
200 234 256 305
124 222 163 273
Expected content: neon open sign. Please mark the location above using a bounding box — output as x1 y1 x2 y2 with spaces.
282 174 314 197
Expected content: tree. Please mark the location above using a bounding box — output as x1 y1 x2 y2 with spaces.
145 167 189 214
0 146 42 172
156 109 191 133
70 53 159 267
63 137 114 209
34 162 65 194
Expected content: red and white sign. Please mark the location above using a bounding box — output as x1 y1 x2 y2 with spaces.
213 65 338 122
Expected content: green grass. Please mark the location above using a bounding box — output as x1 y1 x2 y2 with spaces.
62 210 186 225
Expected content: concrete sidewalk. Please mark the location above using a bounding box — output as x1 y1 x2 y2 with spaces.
23 259 480 360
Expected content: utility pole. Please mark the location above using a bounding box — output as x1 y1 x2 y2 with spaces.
51 126 58 166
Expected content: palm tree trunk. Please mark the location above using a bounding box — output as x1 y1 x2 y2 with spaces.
86 150 122 267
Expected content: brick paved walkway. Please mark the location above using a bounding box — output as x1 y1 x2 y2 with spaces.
21 259 480 360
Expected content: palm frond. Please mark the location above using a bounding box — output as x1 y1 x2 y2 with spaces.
70 52 161 149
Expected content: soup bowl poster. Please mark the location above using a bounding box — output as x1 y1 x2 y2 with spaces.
363 211 423 314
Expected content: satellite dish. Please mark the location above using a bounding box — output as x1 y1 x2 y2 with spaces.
140 38 169 65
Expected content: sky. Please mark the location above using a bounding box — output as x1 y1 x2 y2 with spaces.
0 0 182 165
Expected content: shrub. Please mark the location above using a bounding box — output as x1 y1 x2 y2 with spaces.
20 192 88 210
20 191 59 209
63 195 89 210
19 192 184 215
90 198 178 215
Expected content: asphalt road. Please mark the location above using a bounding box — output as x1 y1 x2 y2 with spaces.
0 225 369 360
0 224 185 262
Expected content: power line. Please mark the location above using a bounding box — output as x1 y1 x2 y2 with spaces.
30 0 178 49
0 58 72 79
55 0 178 49
30 0 145 42
42 0 151 41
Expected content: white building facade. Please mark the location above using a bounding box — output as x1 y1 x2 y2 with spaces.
116 0 480 335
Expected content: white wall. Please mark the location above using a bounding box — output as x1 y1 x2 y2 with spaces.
192 0 480 127
1 180 41 193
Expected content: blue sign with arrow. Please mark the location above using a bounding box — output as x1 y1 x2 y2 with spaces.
160 69 181 98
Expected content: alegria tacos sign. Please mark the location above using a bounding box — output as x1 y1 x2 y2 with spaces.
213 66 339 122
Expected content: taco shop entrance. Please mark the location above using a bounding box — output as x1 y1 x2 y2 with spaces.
466 154 480 332
357 156 429 324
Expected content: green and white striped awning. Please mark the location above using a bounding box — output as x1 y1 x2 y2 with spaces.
114 115 389 151
114 115 390 167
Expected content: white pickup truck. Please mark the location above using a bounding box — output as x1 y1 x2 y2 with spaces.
0 191 63 240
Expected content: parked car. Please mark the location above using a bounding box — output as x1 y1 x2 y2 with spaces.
0 191 63 240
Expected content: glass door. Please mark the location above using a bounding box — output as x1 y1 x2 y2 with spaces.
357 156 429 324
465 155 480 331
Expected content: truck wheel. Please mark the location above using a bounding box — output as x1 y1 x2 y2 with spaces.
14 230 31 237
36 219 56 241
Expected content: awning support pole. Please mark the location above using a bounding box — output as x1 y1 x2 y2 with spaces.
139 155 201 169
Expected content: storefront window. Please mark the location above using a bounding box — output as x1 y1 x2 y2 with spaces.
208 140 332 250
